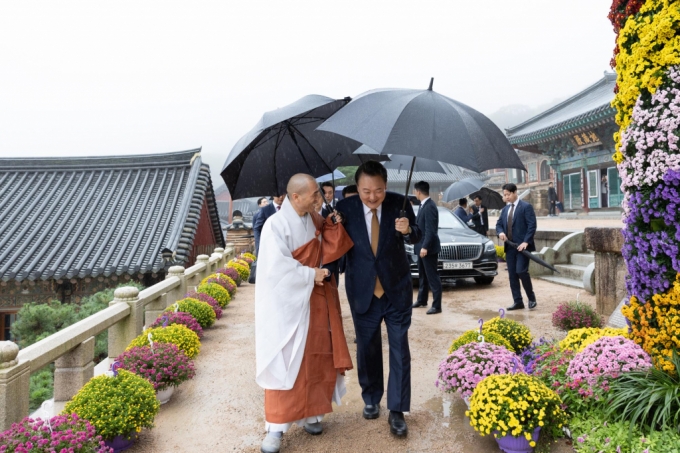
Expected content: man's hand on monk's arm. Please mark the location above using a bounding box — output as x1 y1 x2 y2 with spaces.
314 267 329 285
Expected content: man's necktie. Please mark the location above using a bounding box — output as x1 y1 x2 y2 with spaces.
507 204 515 241
371 209 384 298
276 205 280 211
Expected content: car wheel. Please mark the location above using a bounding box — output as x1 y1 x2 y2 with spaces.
474 276 494 285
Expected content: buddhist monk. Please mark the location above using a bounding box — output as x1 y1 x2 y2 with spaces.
255 174 353 453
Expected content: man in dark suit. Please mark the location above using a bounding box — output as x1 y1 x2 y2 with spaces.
411 181 442 314
336 161 421 438
252 197 269 255
469 195 488 236
320 182 335 218
548 182 558 217
453 198 472 223
252 194 286 255
496 183 538 311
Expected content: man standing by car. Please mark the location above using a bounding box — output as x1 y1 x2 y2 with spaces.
336 161 421 438
548 182 558 217
453 198 472 223
469 195 488 236
411 181 442 315
496 183 537 311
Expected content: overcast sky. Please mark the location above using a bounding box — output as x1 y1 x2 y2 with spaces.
0 1 615 185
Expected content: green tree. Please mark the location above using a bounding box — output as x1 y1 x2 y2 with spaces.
336 166 358 186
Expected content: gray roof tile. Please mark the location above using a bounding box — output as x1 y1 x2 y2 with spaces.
506 72 617 145
0 149 224 282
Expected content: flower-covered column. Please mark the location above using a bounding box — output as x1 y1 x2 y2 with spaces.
609 0 680 375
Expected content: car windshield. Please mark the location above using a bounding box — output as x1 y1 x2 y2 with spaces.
412 206 468 230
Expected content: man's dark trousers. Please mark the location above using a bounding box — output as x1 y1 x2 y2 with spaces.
549 202 556 216
416 254 442 310
506 247 535 305
354 294 411 412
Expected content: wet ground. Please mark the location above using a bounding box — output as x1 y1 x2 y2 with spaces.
130 269 590 452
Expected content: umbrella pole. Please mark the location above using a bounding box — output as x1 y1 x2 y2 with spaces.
396 156 416 238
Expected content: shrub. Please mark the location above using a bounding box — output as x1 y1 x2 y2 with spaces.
185 291 223 319
128 325 200 359
149 311 203 338
448 330 514 354
28 367 54 413
116 343 196 391
558 327 629 352
63 369 159 441
239 255 254 267
10 300 79 349
242 252 256 261
227 260 250 281
495 245 506 261
0 413 111 452
605 351 680 432
217 267 241 286
201 273 236 296
197 283 231 309
467 373 567 444
566 336 652 389
436 342 519 398
165 298 216 328
552 300 603 331
482 317 532 352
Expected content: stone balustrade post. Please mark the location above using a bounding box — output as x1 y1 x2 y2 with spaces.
0 341 29 431
225 243 236 261
196 254 211 282
54 337 95 403
165 265 187 306
214 247 226 269
108 287 142 359
584 227 627 316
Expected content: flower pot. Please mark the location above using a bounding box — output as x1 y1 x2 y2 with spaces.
104 433 136 453
494 427 540 453
156 386 175 404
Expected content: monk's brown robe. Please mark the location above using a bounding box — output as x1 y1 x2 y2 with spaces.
264 213 354 424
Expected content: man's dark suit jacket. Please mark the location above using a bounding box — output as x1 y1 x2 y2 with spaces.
336 192 422 315
495 200 537 252
453 206 471 222
470 205 489 235
252 203 277 253
415 199 440 256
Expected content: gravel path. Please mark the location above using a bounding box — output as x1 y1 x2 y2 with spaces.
129 267 592 452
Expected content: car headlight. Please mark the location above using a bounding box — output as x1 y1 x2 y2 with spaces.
405 244 414 254
484 241 495 253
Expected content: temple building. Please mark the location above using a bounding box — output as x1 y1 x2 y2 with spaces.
505 72 622 213
0 149 224 341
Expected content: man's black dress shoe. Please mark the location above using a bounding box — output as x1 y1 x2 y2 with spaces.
426 307 442 315
528 300 537 309
363 404 380 419
506 303 525 311
388 411 408 437
412 302 427 308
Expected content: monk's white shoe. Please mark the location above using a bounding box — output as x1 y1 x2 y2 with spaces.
304 422 323 435
261 433 281 453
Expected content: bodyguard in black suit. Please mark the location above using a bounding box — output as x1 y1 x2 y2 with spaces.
496 183 538 311
336 161 421 438
252 194 285 255
411 181 442 314
469 195 489 236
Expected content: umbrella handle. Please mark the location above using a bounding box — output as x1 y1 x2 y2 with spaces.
396 157 417 238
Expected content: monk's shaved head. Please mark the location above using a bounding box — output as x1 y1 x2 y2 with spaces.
287 173 317 196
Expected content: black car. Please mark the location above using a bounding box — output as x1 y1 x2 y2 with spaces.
406 206 498 285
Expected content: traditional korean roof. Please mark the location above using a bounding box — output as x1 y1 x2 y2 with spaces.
386 163 488 183
506 72 617 148
0 149 224 282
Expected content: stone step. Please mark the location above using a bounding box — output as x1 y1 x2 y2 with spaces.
540 275 585 290
554 263 587 281
570 253 595 267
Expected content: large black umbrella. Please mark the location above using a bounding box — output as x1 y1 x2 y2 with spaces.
317 78 526 213
221 95 361 199
469 187 506 210
505 240 560 273
442 178 485 202
381 153 446 174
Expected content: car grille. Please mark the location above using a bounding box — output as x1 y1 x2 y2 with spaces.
439 244 482 261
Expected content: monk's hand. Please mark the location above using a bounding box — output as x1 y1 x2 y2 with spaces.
517 242 529 252
314 268 329 286
331 210 344 224
395 217 410 234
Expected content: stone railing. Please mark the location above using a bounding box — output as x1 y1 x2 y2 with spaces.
0 245 235 431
